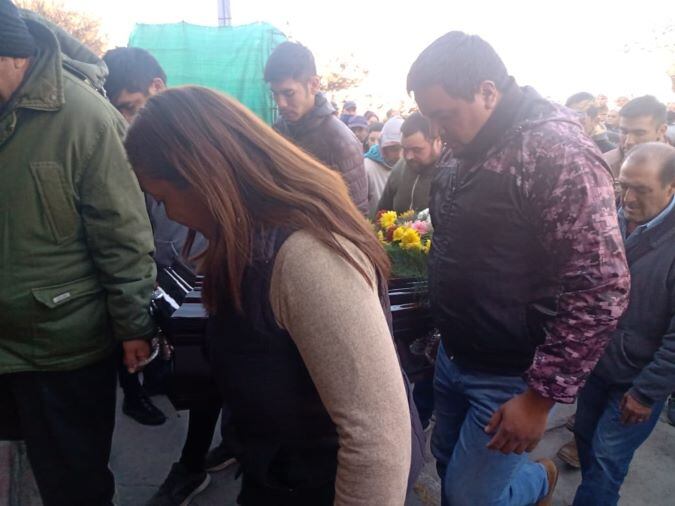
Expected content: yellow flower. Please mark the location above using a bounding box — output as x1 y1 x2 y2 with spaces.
377 230 386 244
393 226 407 242
379 211 397 230
400 228 422 250
422 239 432 254
399 209 415 221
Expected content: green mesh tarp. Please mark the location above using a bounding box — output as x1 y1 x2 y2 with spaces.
128 22 286 124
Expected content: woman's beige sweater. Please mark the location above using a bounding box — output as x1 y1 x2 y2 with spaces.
269 230 411 506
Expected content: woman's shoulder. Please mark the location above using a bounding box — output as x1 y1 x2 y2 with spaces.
275 229 376 285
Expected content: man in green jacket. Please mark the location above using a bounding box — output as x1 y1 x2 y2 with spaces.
0 3 156 505
375 112 442 218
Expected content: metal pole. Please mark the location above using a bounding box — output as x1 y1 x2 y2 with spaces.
217 0 231 26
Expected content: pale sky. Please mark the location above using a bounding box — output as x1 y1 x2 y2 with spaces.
64 0 675 110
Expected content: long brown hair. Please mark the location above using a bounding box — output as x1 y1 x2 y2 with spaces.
124 85 390 314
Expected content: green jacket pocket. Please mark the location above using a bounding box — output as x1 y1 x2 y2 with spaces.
32 275 103 309
30 161 79 243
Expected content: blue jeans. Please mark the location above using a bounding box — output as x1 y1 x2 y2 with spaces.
413 375 435 429
432 343 548 506
573 373 664 506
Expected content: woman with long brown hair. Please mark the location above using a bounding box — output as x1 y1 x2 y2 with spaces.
124 86 417 505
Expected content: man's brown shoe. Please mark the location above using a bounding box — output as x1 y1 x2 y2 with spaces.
557 438 581 468
536 459 559 506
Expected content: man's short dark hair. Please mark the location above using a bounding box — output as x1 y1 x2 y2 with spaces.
620 95 667 125
264 41 316 83
663 152 675 185
407 31 509 101
625 143 675 186
401 112 433 139
586 105 600 120
102 47 167 101
565 92 594 108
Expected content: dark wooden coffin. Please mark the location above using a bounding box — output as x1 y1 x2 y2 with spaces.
153 269 434 409
151 264 219 410
387 278 435 382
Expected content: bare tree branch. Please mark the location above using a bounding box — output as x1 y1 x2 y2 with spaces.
320 54 369 93
17 0 107 55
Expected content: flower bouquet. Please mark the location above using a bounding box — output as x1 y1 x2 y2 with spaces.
374 209 438 379
374 209 432 280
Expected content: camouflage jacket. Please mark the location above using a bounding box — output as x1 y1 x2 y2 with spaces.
429 85 630 403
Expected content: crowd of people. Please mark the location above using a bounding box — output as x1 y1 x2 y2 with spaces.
2 0 675 505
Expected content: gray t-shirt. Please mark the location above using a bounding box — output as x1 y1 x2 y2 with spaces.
666 124 675 146
145 195 208 269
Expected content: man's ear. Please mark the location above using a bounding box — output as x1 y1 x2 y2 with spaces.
13 57 31 71
307 75 321 95
148 77 167 96
478 80 499 111
657 122 668 141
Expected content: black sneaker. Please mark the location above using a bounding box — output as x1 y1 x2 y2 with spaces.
142 381 168 397
122 392 167 426
204 443 237 472
147 463 210 506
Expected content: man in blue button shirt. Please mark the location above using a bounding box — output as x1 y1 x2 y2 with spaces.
572 142 675 506
618 148 675 237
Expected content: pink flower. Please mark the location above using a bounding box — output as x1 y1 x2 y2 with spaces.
411 220 429 236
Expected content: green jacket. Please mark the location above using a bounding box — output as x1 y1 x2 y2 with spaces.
375 158 440 217
0 16 157 374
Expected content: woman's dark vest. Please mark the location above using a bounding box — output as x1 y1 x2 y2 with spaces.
207 228 337 493
206 227 424 497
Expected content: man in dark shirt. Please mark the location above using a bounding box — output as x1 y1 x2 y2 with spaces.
104 47 228 506
573 143 675 505
265 42 369 215
408 31 629 506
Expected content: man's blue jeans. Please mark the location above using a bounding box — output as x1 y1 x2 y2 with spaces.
573 373 664 506
432 343 548 506
413 375 435 429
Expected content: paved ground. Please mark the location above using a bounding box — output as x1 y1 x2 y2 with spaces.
111 394 675 506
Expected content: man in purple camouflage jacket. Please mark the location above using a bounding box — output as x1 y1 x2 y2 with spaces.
407 32 630 506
